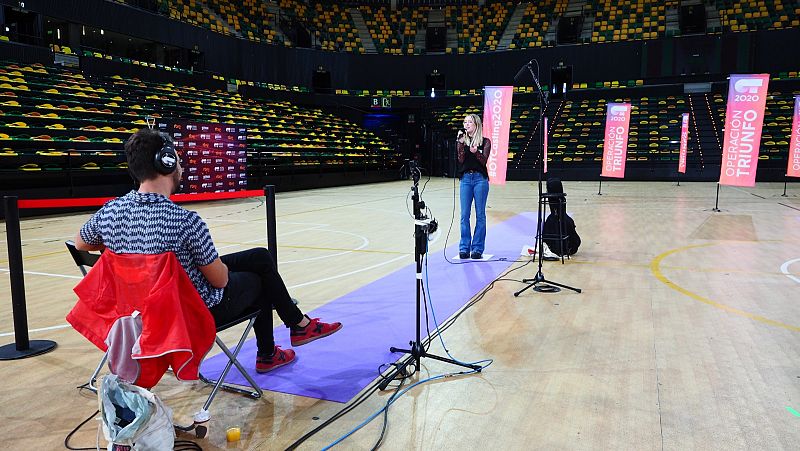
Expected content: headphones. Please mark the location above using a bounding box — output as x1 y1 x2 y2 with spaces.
153 133 178 175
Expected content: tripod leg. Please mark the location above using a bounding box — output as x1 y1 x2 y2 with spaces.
514 282 536 297
540 278 582 293
421 351 482 371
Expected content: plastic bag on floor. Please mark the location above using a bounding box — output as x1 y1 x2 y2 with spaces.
99 374 174 451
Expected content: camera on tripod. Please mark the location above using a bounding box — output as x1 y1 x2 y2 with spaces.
407 160 438 238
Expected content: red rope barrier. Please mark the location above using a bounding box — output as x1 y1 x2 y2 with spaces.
17 190 264 209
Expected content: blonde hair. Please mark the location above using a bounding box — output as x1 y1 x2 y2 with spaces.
462 114 484 148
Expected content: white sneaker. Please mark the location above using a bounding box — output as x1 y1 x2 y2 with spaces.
542 243 559 260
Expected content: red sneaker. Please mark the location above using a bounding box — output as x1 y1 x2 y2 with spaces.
290 316 343 346
255 345 296 373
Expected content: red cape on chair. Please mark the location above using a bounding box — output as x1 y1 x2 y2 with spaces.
67 251 216 388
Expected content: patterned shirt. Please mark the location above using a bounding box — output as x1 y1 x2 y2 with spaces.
79 190 223 307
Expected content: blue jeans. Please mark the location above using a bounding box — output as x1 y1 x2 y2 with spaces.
459 172 490 254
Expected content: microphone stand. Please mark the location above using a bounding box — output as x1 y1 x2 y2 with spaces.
514 61 581 297
380 161 481 390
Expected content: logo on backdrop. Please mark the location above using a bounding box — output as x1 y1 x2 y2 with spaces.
719 74 770 187
678 113 690 174
788 96 800 178
483 86 513 185
601 102 631 179
733 78 764 94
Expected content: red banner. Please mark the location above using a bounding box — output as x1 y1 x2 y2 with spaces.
601 103 631 179
788 96 800 178
543 116 548 174
719 74 770 187
678 113 690 174
483 86 513 185
17 190 264 209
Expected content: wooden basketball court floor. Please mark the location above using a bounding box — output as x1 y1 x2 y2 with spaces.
1 180 799 450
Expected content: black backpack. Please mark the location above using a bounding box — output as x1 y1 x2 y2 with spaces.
543 212 581 256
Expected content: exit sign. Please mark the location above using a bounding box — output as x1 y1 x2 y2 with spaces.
371 96 391 109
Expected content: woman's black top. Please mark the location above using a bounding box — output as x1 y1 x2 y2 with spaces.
457 137 491 179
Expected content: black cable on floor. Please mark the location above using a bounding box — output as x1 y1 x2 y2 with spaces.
64 409 99 451
283 257 532 450
174 440 203 450
370 376 406 451
283 375 392 451
64 403 204 450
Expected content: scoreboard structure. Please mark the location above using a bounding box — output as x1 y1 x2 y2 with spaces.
158 121 248 194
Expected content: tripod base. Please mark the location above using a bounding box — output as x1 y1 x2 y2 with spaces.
533 284 560 293
380 341 482 390
514 272 581 297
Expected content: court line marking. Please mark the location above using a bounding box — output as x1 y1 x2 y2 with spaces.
650 243 800 332
215 227 373 263
0 324 72 338
287 254 409 289
0 268 82 279
0 253 411 337
779 258 800 285
569 257 799 277
281 230 370 264
280 245 408 255
19 235 73 242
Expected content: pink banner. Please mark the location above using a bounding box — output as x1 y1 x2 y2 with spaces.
719 74 770 187
601 103 631 178
543 116 548 174
788 96 800 178
483 86 513 185
678 113 690 174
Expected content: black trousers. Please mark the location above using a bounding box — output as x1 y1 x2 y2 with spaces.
208 247 304 354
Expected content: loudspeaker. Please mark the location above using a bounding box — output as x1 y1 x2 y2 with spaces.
426 25 446 52
679 4 707 34
154 133 178 175
556 15 582 44
312 67 332 94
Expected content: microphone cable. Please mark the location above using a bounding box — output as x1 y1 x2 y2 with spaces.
313 249 532 450
441 174 514 265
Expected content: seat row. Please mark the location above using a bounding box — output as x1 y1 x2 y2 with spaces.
0 61 397 178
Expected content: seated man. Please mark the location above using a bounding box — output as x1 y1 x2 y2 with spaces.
75 128 341 373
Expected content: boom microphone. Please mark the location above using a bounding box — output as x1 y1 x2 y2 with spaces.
514 60 533 83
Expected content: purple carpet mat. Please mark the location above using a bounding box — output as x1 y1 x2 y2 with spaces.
200 212 537 403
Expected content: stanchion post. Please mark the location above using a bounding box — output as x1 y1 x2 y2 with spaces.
782 177 788 197
713 183 721 212
0 196 57 360
264 185 278 268
597 178 603 195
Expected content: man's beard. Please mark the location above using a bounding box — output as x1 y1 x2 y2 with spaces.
170 171 181 195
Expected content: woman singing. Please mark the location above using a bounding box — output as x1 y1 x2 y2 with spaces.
457 113 492 260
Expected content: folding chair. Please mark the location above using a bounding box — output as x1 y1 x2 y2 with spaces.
65 241 105 392
65 241 263 427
